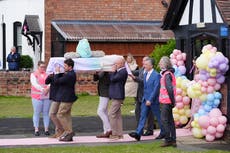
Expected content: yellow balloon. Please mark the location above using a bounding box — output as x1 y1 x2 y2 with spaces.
184 105 190 109
173 113 179 121
199 94 207 101
178 109 185 115
192 128 204 138
180 116 188 124
191 121 196 127
185 109 191 117
173 107 178 114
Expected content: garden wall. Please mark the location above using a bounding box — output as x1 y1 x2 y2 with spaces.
0 71 97 97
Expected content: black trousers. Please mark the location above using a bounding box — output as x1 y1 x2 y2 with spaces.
161 103 176 142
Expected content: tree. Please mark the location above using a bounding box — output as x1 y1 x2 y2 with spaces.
150 39 176 72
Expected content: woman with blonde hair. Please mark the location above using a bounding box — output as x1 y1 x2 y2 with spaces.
125 53 138 100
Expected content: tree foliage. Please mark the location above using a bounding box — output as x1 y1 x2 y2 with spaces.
150 39 176 72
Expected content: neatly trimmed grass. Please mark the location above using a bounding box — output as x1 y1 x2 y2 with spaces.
0 142 228 153
0 95 136 118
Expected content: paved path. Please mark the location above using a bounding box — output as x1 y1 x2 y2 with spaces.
0 117 230 151
0 129 191 147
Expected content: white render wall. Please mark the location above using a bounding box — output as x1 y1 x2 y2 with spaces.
0 0 44 69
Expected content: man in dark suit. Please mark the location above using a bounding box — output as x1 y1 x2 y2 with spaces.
129 58 165 141
108 56 128 139
54 58 78 141
130 56 154 136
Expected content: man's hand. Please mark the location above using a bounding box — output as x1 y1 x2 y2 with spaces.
111 64 117 72
146 100 151 106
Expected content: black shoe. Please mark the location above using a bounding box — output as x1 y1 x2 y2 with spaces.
44 131 50 136
128 132 141 141
34 131 40 136
155 134 165 139
59 132 75 142
160 141 177 147
142 130 153 136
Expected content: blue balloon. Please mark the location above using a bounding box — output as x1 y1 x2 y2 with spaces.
214 99 220 106
207 94 215 101
206 100 213 106
198 109 206 116
194 113 199 118
204 104 212 112
214 92 222 99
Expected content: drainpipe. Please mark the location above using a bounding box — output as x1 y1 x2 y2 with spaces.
2 15 6 69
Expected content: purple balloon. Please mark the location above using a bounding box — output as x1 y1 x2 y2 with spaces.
219 63 227 71
216 75 225 84
178 66 186 74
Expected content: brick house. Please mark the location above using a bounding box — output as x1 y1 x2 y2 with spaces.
45 0 173 65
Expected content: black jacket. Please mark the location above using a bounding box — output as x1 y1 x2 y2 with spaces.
45 73 63 102
93 72 110 97
132 67 145 103
54 70 78 103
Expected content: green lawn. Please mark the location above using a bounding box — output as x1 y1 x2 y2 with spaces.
0 142 228 153
0 95 136 118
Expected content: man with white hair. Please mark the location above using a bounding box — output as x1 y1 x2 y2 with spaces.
108 56 128 139
7 46 20 71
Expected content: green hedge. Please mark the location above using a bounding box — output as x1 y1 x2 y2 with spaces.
19 55 33 69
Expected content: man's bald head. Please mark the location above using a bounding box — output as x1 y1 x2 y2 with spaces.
114 56 125 69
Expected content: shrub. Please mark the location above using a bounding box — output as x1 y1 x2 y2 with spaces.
19 55 33 69
150 39 176 72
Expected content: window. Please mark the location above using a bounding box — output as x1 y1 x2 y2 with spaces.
13 22 22 54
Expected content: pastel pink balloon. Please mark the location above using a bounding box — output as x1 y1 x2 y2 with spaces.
202 81 209 87
194 74 200 82
216 124 225 133
201 86 207 93
209 117 219 127
171 59 177 65
206 134 215 142
207 86 214 93
214 83 221 91
176 95 183 102
182 53 186 61
207 78 216 86
207 126 216 134
176 54 183 61
202 129 207 135
177 60 184 66
176 103 184 109
215 132 224 138
218 116 227 124
209 108 222 118
170 54 175 59
175 121 180 126
182 96 190 105
176 88 182 95
198 116 210 129
173 49 181 56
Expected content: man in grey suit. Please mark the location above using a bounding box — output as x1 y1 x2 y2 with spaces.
130 56 154 136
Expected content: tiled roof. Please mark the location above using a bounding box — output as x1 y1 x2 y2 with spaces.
216 0 230 25
23 15 42 33
51 20 174 42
